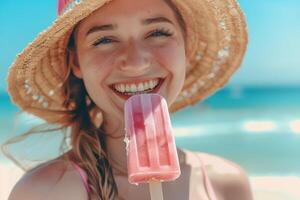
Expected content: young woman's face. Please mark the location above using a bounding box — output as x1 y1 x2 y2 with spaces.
71 0 186 125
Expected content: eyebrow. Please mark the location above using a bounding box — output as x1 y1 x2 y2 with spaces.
85 16 174 37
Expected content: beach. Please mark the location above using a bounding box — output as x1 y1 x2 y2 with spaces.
1 88 300 199
1 162 299 200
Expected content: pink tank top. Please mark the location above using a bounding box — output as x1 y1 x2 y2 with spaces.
71 162 91 193
71 155 218 199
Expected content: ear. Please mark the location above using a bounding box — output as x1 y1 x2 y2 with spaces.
68 49 83 79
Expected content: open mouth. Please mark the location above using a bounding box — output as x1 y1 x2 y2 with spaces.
110 78 165 100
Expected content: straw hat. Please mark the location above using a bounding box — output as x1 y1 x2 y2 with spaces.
7 0 248 124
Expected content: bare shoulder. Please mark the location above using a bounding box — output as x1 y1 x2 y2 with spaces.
8 158 88 200
180 149 253 200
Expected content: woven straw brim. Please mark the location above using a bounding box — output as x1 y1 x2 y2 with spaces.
7 0 248 124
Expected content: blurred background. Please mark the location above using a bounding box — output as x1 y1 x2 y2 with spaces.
0 0 300 199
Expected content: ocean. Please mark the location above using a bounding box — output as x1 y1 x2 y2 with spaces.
1 86 300 176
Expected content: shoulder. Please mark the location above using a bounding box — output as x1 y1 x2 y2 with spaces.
8 158 88 200
180 149 253 200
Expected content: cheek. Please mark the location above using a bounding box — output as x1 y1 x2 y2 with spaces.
156 41 186 93
79 50 113 80
153 41 186 74
78 57 111 99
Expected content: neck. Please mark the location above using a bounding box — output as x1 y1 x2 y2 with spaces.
103 122 128 176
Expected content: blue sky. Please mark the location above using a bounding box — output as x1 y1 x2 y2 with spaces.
0 0 299 93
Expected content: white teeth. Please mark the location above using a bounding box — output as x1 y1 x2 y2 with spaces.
120 84 125 93
137 83 144 92
149 79 158 89
149 80 154 88
144 82 149 89
126 85 130 91
113 78 160 94
150 80 158 89
130 84 137 92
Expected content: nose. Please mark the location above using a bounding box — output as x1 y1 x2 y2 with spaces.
117 40 151 75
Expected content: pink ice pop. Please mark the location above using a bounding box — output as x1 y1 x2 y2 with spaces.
124 93 181 184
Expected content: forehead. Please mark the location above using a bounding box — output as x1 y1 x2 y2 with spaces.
77 0 176 32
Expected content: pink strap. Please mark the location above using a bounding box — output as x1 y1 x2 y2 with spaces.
71 161 90 193
197 155 218 200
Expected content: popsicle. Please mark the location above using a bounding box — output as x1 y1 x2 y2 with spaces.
124 93 181 184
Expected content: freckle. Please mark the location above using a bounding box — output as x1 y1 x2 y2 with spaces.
146 10 153 14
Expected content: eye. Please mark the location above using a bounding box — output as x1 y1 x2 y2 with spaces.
93 37 114 46
148 28 173 38
92 28 173 46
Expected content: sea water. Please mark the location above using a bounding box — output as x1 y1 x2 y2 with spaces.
1 86 300 176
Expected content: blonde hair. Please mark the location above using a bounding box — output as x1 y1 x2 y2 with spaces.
62 70 118 199
2 0 186 199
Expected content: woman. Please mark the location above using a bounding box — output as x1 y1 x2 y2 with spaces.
4 0 252 199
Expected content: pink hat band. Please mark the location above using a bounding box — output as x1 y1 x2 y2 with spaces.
57 0 81 15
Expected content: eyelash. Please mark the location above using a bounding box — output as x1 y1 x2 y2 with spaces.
92 28 173 46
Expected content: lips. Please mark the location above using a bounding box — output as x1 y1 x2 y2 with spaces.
110 78 164 101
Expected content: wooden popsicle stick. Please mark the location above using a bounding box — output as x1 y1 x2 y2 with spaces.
149 182 164 200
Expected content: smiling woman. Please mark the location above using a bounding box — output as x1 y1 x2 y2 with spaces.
68 0 186 128
3 0 251 200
